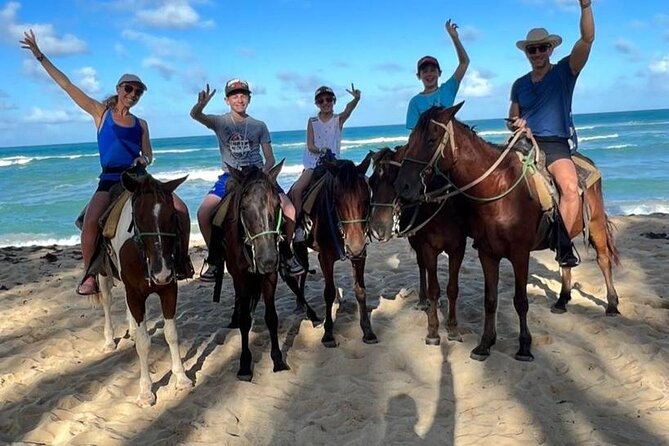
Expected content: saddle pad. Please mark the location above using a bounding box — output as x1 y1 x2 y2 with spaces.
102 191 132 239
212 193 233 228
572 152 601 189
515 152 554 212
302 174 327 216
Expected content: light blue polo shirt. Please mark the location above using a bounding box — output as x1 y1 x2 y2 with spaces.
405 74 460 129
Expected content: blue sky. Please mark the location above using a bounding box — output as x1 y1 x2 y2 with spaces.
0 0 668 147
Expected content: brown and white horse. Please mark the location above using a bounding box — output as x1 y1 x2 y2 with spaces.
96 171 192 406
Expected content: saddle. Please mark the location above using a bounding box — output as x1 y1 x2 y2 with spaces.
510 137 602 250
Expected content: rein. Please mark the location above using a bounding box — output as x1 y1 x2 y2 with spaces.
408 120 538 204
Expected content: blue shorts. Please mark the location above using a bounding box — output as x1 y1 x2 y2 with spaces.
209 173 231 198
208 171 285 198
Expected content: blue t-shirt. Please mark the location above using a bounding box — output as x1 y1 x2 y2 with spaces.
510 56 577 139
405 74 460 129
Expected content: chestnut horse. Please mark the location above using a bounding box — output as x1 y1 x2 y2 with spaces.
208 163 305 380
369 146 467 344
394 104 620 362
285 155 375 347
97 171 192 406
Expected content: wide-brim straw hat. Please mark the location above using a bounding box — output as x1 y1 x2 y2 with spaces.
516 28 562 51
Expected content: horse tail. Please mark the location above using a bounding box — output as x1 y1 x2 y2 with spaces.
604 214 621 266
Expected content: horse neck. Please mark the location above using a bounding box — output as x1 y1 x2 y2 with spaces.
445 122 519 189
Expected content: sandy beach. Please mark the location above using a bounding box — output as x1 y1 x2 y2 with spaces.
1 214 668 445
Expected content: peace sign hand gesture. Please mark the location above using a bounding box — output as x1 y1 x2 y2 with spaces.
346 83 361 101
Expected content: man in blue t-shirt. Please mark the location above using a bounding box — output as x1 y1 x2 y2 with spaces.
507 0 595 267
405 19 470 130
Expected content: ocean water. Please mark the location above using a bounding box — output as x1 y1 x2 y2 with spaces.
1 108 667 247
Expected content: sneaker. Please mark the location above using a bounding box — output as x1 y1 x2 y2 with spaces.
200 264 219 282
285 256 305 276
294 226 306 243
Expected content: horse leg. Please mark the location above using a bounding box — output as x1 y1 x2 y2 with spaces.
511 254 533 361
552 267 572 314
236 291 254 381
126 290 154 407
422 246 441 346
262 273 290 372
158 284 193 391
98 274 116 352
445 242 465 342
413 239 429 311
352 255 377 344
471 251 500 361
589 204 621 315
319 253 338 348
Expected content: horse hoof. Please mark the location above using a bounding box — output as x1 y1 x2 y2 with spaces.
447 331 462 342
136 392 155 407
321 338 338 348
175 375 194 390
425 336 441 346
414 302 429 312
515 352 534 362
102 341 116 353
551 305 567 314
363 335 379 345
470 347 490 362
273 363 290 373
605 307 621 317
237 372 253 382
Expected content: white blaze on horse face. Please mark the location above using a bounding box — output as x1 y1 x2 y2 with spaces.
152 202 172 284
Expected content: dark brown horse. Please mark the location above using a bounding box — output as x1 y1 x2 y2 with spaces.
369 146 467 344
285 155 375 347
394 104 620 362
98 171 192 406
210 163 305 381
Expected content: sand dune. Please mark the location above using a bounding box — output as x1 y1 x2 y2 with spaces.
1 215 668 445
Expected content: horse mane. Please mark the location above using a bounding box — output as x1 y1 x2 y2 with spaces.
227 165 268 226
415 106 505 152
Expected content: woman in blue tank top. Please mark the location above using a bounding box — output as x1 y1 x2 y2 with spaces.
20 30 193 295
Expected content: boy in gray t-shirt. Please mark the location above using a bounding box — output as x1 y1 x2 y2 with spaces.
190 78 304 280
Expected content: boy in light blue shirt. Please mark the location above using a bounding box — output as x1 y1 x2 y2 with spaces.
406 19 470 129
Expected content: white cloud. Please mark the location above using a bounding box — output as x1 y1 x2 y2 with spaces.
460 69 493 98
135 0 214 29
613 38 639 61
24 107 89 124
649 55 669 74
1 2 86 55
121 29 191 58
75 67 101 95
459 25 481 42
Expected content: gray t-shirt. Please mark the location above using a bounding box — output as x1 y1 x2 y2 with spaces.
204 113 270 171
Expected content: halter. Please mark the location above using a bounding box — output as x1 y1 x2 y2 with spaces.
130 190 179 285
326 171 370 260
401 118 538 204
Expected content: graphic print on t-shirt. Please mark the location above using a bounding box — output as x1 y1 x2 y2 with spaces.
228 131 251 158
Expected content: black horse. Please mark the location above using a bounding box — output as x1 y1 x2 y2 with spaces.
284 154 376 347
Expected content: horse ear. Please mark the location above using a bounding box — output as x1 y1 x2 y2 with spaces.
226 163 243 182
370 149 383 166
357 151 373 175
444 101 465 120
163 175 188 193
122 171 140 192
267 159 284 183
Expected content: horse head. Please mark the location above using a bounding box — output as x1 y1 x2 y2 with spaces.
395 102 464 202
228 161 284 275
368 146 405 242
323 153 372 258
122 171 188 286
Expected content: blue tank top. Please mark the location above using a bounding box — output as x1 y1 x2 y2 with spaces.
97 109 143 181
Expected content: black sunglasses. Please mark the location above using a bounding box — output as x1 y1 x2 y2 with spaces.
122 84 144 97
316 96 334 105
526 44 551 55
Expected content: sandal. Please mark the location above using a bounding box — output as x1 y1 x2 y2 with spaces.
76 275 99 296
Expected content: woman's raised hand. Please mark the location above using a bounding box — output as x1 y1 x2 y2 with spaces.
19 29 43 59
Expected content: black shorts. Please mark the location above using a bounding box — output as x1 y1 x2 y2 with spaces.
535 136 571 166
96 179 120 192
